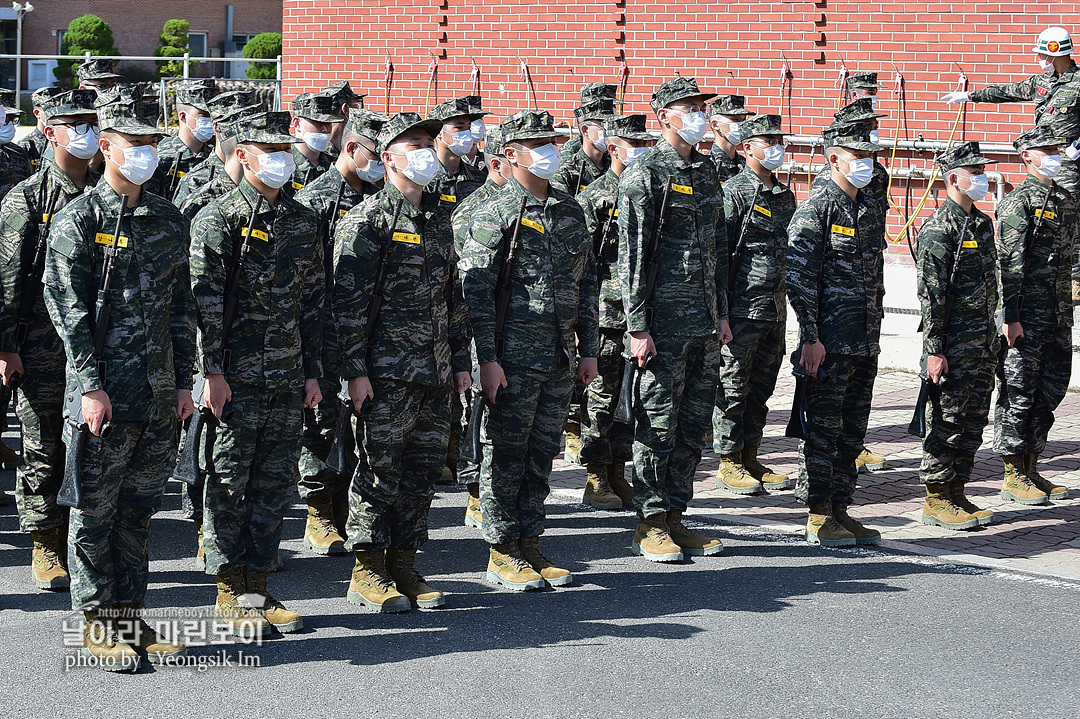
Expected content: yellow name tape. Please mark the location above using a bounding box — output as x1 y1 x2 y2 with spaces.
753 204 772 217
579 185 588 193
440 194 457 203
241 227 269 242
291 181 304 191
962 240 978 248
831 224 855 237
607 208 619 217
1036 208 1056 220
169 168 186 178
521 217 544 233
393 231 421 244
339 208 348 217
94 233 129 248
672 183 693 195
42 213 52 223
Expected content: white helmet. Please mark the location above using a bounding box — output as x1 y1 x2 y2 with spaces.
1033 26 1073 56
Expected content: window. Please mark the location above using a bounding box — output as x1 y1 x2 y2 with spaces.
232 34 255 52
189 32 207 58
56 30 66 54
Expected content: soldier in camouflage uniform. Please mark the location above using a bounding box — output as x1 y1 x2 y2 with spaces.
559 82 617 162
915 142 1000 530
786 124 885 548
706 95 754 184
551 97 613 197
461 110 599 591
462 95 488 170
19 86 63 171
190 111 324 637
0 90 100 591
321 80 366 157
75 59 122 94
43 88 193 670
713 114 796 495
618 77 729 563
172 91 257 209
288 93 342 195
993 126 1078 506
294 108 387 556
149 79 218 202
334 113 471 612
575 113 654 511
845 71 881 106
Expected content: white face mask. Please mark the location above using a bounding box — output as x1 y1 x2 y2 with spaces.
622 146 648 165
249 150 296 189
114 144 159 185
191 116 215 143
843 156 875 189
523 143 560 180
1038 57 1053 71
303 131 332 153
590 127 609 153
760 144 786 171
398 147 439 186
0 121 15 144
351 148 386 183
63 125 100 160
960 173 989 201
471 119 486 141
869 129 880 145
444 129 475 157
724 121 742 145
1035 152 1062 178
671 110 708 145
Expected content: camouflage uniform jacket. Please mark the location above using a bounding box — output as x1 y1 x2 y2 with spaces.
709 149 745 184
42 182 197 421
577 169 625 330
428 158 485 212
17 129 48 171
812 159 889 218
189 179 324 388
151 132 212 201
916 198 999 358
460 176 599 372
172 151 225 209
997 175 1079 328
333 180 471 384
287 146 332 196
559 134 582 162
618 138 728 338
0 141 32 201
451 177 500 256
724 165 796 322
178 170 237 222
0 159 99 355
970 64 1080 143
551 145 609 196
787 178 885 356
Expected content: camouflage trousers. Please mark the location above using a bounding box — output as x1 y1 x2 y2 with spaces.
202 383 302 575
712 318 785 455
13 367 66 532
795 354 878 507
920 355 995 485
297 358 349 505
579 328 634 466
455 387 483 486
344 379 451 551
994 324 1072 457
67 417 175 610
480 359 574 544
632 334 720 519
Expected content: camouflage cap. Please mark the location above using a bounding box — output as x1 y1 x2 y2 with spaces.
463 94 484 114
650 76 717 112
484 125 506 156
846 71 879 90
207 90 255 121
76 58 122 82
345 108 389 142
500 109 562 144
322 80 366 107
574 98 615 124
40 89 98 120
580 82 618 103
174 79 218 113
235 111 301 145
429 97 488 123
31 85 64 108
292 92 344 123
739 114 785 139
823 123 882 152
709 95 756 118
95 86 162 136
0 89 20 115
1013 125 1068 152
935 141 995 172
603 113 653 141
376 112 442 155
832 97 885 125
216 105 264 142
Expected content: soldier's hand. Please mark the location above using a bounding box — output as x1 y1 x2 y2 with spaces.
479 361 507 404
942 91 970 104
0 352 24 386
718 319 733 345
927 354 948 385
176 389 194 421
629 331 657 367
82 389 113 437
303 378 322 409
454 371 472 394
801 340 826 379
205 374 232 419
348 376 374 414
577 357 598 386
1003 322 1024 348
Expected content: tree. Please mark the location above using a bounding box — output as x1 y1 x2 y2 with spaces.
155 19 200 78
242 32 282 80
54 14 120 86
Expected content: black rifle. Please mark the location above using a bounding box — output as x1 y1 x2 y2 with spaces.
909 211 972 438
1016 182 1055 323
593 193 619 260
9 183 63 391
726 183 763 306
614 182 671 424
166 156 183 200
59 195 128 508
489 193 529 406
328 175 348 241
573 160 587 197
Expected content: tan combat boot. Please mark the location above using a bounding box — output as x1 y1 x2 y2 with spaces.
82 609 140 673
742 442 791 490
387 547 446 608
832 503 882 545
950 482 993 526
114 604 186 664
563 421 583 465
667 509 723 556
583 464 622 509
348 549 411 612
806 503 857 547
486 543 545 591
30 526 69 589
922 483 980 530
1000 455 1049 505
1025 452 1067 500
856 448 887 473
716 453 763 495
464 482 483 528
519 536 572 586
194 516 206 571
607 462 633 506
304 496 347 555
632 514 684 562
214 567 271 639
245 570 304 632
